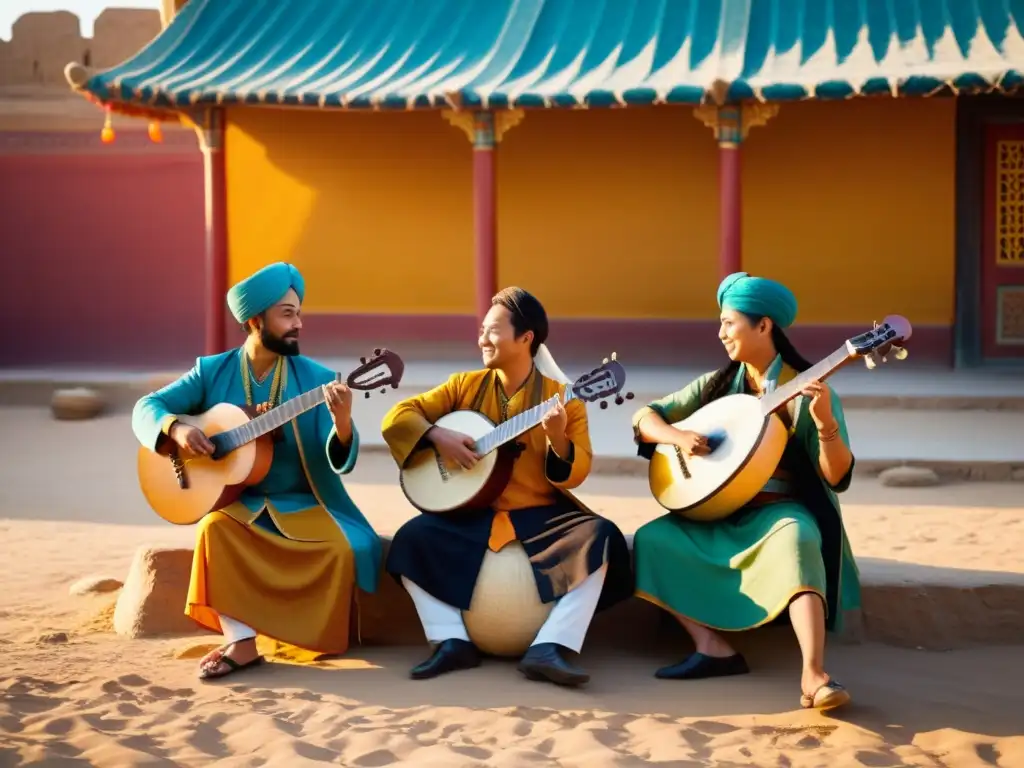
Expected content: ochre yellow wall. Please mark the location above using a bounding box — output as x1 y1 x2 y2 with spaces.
225 108 473 314
225 105 719 320
743 98 956 326
225 98 955 326
498 107 719 319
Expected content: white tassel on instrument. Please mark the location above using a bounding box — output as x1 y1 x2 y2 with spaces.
533 343 571 385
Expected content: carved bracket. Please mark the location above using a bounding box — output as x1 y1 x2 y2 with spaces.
693 103 780 146
182 108 224 152
442 108 525 148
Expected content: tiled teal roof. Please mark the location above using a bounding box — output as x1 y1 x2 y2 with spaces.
75 0 1024 111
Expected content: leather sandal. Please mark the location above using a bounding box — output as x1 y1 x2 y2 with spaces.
800 678 850 710
198 644 265 681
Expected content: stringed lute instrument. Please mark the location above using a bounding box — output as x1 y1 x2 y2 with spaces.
647 317 912 522
137 348 405 525
399 354 633 514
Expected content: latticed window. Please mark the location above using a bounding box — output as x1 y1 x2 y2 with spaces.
995 140 1024 264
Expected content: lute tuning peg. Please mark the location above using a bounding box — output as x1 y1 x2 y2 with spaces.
891 345 908 361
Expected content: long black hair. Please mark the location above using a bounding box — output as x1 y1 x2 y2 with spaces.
700 315 813 405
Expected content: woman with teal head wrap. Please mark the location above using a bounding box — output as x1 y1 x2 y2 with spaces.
717 271 798 329
629 271 860 712
708 271 812 400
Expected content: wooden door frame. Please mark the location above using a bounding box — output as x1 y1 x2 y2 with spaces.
955 95 1024 367
981 123 1024 359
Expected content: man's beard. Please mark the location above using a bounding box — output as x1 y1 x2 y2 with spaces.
262 327 300 356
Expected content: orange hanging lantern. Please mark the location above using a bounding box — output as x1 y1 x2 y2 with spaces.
100 106 115 144
148 120 164 143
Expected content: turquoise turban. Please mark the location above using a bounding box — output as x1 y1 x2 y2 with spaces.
226 263 305 324
716 271 798 329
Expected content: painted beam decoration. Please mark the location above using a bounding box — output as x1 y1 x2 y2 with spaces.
65 0 1024 118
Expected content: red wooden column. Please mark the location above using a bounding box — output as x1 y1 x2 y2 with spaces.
443 107 525 322
194 108 229 355
694 103 779 280
472 110 498 322
717 106 743 278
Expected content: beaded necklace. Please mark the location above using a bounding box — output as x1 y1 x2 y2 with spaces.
240 353 284 408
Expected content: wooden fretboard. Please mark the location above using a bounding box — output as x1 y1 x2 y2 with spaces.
759 347 850 415
473 389 576 456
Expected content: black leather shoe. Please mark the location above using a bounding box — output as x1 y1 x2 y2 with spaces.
517 642 590 687
655 652 750 680
410 638 481 680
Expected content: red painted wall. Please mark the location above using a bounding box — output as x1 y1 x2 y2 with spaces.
0 130 205 369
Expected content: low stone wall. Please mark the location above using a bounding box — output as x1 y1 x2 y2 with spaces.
2 376 1023 413
114 536 1024 652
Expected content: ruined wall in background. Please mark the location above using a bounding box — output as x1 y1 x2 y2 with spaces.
0 8 161 86
0 8 206 369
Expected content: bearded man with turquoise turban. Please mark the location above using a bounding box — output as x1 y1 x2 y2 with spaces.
630 272 860 712
131 262 382 680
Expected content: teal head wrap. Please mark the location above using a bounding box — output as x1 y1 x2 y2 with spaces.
226 262 305 324
716 271 798 329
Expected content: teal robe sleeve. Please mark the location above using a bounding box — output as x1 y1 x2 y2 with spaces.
302 359 358 475
630 372 714 460
798 383 855 494
131 358 205 451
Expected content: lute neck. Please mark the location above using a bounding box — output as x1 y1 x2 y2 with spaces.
759 347 850 415
211 384 329 456
474 389 576 455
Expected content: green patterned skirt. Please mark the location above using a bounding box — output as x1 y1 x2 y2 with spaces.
633 501 827 631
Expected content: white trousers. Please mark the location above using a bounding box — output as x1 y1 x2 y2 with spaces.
402 565 607 654
218 613 257 644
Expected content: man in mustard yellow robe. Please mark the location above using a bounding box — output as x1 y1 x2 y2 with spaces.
381 288 633 687
132 263 382 680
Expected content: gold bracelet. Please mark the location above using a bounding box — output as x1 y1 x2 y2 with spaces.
818 426 840 442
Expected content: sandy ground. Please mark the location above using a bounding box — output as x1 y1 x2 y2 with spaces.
2 407 1023 767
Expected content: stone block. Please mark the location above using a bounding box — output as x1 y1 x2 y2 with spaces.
859 559 1024 650
109 539 1024 652
113 546 205 638
51 387 104 420
878 466 941 487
